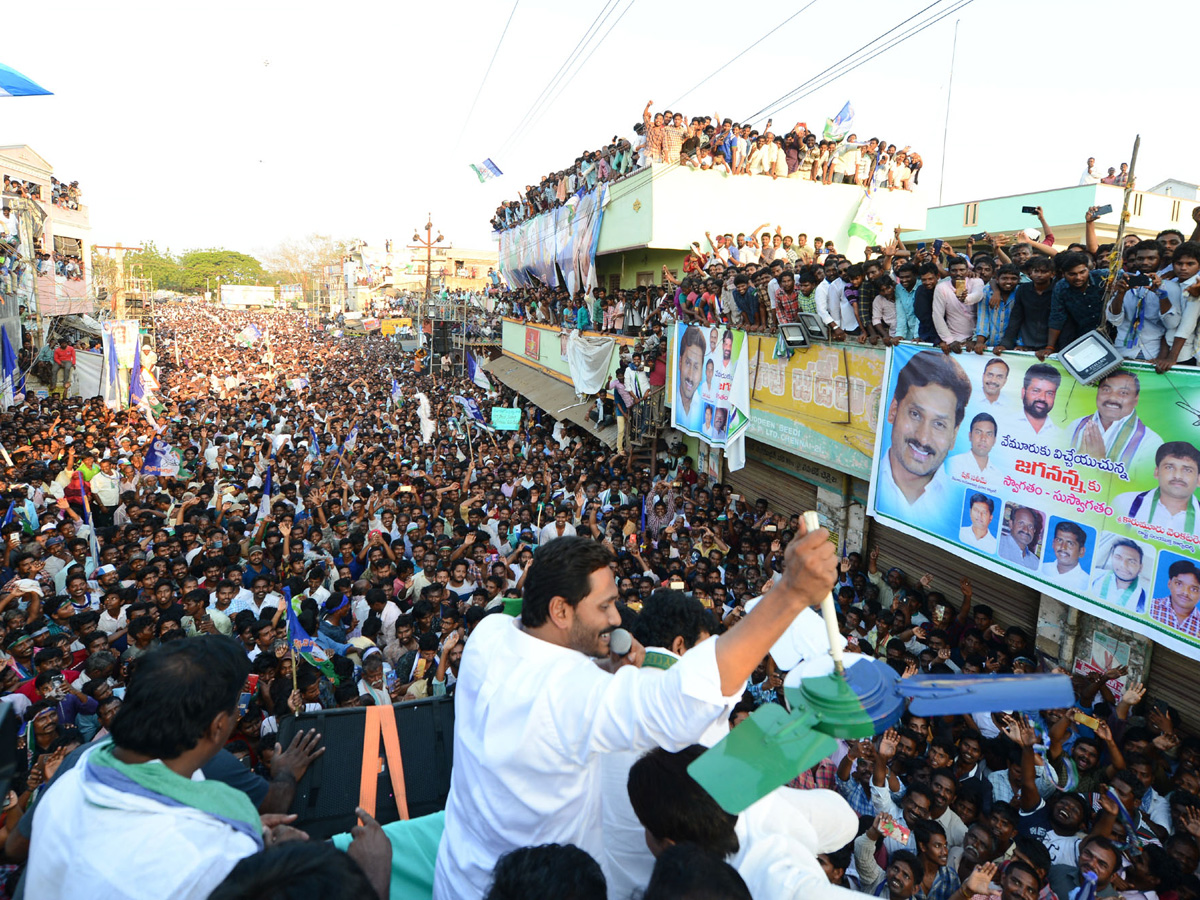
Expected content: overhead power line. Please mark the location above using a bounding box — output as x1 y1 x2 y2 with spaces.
668 0 823 109
455 0 522 151
499 0 622 153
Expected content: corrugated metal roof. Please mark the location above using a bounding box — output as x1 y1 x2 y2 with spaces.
484 355 618 447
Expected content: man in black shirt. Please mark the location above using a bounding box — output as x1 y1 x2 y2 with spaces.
998 258 1055 352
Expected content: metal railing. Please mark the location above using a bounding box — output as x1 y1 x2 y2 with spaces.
627 386 666 446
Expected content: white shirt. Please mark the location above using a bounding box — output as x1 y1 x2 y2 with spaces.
1107 282 1182 360
1171 275 1200 360
600 647 734 899
89 471 121 507
1090 570 1148 613
537 521 577 545
26 744 260 900
1065 411 1162 473
874 448 957 527
1114 488 1200 531
1001 411 1059 448
1040 559 1090 592
432 613 740 900
947 450 1004 492
959 524 998 552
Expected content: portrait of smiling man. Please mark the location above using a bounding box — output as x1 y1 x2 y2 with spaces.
1150 559 1200 639
1067 370 1162 472
947 412 1002 490
876 351 972 527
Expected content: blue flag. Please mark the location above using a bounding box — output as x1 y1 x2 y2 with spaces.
283 587 333 672
309 426 322 458
466 352 492 391
0 327 23 410
390 379 404 406
258 467 273 521
1 502 14 527
129 341 145 408
342 427 358 453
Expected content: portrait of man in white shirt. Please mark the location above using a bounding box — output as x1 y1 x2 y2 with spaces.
874 351 973 534
1089 535 1151 614
947 412 1003 491
1002 362 1061 448
1039 519 1092 592
959 492 998 553
1114 440 1200 533
1066 371 1162 476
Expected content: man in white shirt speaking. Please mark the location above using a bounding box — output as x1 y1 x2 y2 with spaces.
433 530 838 900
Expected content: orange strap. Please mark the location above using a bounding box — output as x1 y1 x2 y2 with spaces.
358 704 410 823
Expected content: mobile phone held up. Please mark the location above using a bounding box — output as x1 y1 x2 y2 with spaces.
1128 273 1152 288
1021 205 1039 216
1094 204 1113 217
970 232 988 242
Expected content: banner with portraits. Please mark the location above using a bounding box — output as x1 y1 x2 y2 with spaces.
670 323 750 470
868 344 1200 659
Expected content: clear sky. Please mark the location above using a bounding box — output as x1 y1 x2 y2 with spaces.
4 0 1196 258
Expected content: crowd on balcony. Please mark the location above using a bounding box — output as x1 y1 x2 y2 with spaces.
500 203 1200 371
50 177 82 210
2 174 42 201
490 99 920 231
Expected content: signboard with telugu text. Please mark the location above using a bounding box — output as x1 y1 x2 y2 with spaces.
491 407 522 431
868 344 1200 660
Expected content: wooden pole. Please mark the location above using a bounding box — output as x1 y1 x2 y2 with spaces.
1100 134 1141 312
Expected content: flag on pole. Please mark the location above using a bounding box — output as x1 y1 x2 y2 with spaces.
1 502 14 528
823 102 854 141
258 466 273 521
451 395 490 430
77 473 102 570
466 351 492 391
283 587 336 680
103 331 122 410
308 426 322 458
0 442 11 468
129 341 146 408
390 379 404 406
342 427 358 454
0 327 23 410
469 158 503 183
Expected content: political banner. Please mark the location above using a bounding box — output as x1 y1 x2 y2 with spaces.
491 407 522 431
669 323 750 460
141 438 182 478
868 344 1200 660
236 324 263 347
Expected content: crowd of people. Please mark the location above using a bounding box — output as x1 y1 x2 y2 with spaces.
491 101 919 231
501 203 1200 374
0 178 41 203
1080 158 1131 186
0 175 81 211
0 294 1194 900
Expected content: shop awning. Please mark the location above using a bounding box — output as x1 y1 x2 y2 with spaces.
484 355 617 447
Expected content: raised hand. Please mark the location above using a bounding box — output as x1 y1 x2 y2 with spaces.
878 728 899 760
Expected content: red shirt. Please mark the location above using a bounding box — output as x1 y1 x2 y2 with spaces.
53 347 76 365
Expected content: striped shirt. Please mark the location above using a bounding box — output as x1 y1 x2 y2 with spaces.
976 284 1017 344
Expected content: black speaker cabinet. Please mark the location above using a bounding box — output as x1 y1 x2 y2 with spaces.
278 696 454 840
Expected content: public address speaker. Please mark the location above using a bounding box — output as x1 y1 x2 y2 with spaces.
278 695 454 840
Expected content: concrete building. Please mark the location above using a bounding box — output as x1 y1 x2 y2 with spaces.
1 145 94 347
902 181 1200 249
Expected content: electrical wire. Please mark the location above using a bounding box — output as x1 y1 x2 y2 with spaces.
513 0 641 147
668 0 822 108
499 0 623 153
753 0 977 123
741 0 950 124
454 0 522 152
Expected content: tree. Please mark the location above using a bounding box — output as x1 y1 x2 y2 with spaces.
175 249 269 292
258 233 355 288
123 241 186 292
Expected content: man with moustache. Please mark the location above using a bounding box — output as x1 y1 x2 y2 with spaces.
1114 441 1200 531
947 414 1002 491
434 528 839 899
999 507 1042 572
1067 371 1162 472
1149 560 1200 638
1090 539 1148 613
1039 521 1090 592
875 352 973 529
1003 363 1061 446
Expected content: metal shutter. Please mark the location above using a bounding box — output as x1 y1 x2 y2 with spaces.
867 521 1041 633
1145 645 1200 735
724 456 819 520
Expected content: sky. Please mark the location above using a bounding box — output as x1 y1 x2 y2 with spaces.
5 0 1198 261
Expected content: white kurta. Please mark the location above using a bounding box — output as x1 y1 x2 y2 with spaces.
26 747 259 900
432 614 741 900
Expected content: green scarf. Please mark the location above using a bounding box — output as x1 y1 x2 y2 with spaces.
87 740 263 847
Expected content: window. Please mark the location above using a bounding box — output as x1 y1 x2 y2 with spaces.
608 274 621 294
1132 193 1144 217
963 203 979 228
636 271 654 286
1171 200 1181 223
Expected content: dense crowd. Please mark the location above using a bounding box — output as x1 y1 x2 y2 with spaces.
0 296 1195 900
491 101 919 230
